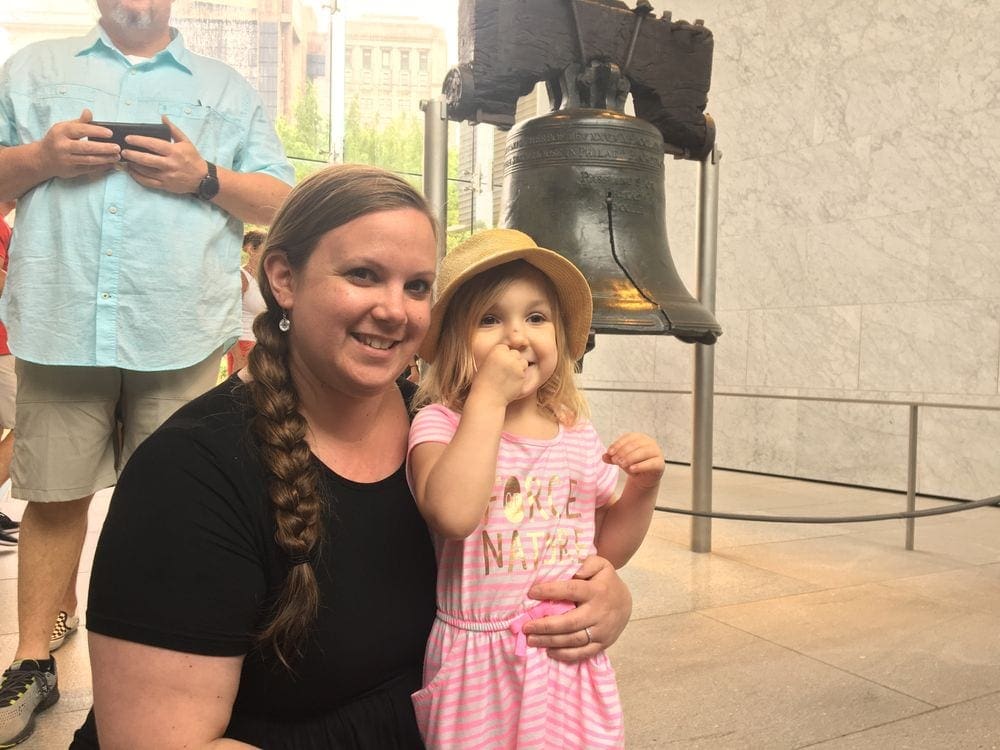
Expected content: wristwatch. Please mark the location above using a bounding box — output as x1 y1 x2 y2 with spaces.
195 161 220 201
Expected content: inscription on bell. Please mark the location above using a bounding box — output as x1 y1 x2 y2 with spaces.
505 145 661 170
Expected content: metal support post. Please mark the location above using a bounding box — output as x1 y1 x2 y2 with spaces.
326 2 345 163
905 404 918 550
691 144 721 553
421 95 449 263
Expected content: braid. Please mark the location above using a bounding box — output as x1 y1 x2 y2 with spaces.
246 309 323 668
239 163 438 670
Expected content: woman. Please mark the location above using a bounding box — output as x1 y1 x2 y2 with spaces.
225 229 267 375
71 165 632 749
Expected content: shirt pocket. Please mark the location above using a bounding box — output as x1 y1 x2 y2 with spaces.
155 100 242 168
13 84 100 141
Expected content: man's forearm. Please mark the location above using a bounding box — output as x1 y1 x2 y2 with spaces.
211 169 291 226
0 143 51 200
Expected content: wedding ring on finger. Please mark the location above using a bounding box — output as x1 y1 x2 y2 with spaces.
584 626 593 645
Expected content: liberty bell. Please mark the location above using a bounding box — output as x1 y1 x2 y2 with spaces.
500 105 720 343
443 0 722 344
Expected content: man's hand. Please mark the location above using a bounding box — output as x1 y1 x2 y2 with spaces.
122 115 209 196
38 109 121 180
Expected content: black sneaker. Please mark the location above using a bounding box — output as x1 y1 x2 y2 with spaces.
0 659 59 747
0 513 17 536
0 530 15 548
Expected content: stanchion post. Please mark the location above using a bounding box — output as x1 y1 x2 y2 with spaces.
905 404 918 550
691 144 720 553
421 95 449 263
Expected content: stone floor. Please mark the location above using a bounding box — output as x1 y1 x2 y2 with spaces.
2 465 999 749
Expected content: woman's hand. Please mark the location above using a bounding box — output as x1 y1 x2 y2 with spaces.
521 555 632 662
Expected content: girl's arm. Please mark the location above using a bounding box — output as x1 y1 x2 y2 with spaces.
595 432 664 568
410 344 527 539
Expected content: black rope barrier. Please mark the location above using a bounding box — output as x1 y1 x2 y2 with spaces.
654 494 1000 524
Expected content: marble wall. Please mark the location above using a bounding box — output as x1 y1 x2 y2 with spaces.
579 0 1000 501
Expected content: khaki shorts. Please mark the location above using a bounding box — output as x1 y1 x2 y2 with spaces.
12 350 222 502
0 355 15 429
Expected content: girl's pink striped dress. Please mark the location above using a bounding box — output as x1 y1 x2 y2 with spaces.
407 403 625 749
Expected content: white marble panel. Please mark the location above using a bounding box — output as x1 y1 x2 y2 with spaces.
714 394 799 476
721 155 806 238
766 0 945 72
584 389 615 443
653 335 694 388
793 401 909 490
938 13 1000 116
867 108 1000 218
858 300 1000 394
804 212 930 306
722 137 872 237
918 407 1000 501
746 306 862 389
573 1 1000 493
717 227 809 310
611 390 672 453
812 35 941 146
799 137 874 224
663 1 767 23
705 7 778 93
655 393 694 465
927 204 1000 301
709 76 817 162
587 389 691 464
579 333 657 385
713 309 749 388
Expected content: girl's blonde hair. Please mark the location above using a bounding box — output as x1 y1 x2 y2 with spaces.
414 260 588 425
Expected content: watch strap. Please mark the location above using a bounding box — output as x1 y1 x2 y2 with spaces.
196 161 219 201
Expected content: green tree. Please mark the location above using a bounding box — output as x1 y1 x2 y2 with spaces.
276 91 465 243
275 81 330 182
343 97 462 239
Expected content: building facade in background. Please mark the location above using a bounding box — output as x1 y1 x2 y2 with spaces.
342 15 446 128
172 0 324 123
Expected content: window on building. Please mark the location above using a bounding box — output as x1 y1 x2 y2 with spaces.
418 49 428 72
362 47 372 69
381 48 390 67
400 49 410 69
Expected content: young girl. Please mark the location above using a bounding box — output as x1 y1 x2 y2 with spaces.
408 229 664 749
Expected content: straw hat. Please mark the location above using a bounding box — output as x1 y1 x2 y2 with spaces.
419 228 593 363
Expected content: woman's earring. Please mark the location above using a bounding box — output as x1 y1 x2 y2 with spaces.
278 311 291 332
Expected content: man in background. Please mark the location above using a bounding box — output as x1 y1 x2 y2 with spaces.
0 0 294 743
0 199 16 547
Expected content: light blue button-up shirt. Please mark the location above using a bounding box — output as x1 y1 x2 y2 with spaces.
0 26 295 370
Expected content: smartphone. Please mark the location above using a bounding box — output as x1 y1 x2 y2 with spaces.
90 121 172 155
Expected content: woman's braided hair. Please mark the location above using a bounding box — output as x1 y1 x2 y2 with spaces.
246 164 436 667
